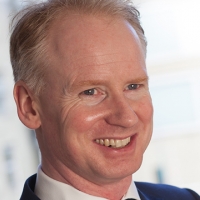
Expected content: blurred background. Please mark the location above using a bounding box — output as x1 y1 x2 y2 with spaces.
0 0 200 199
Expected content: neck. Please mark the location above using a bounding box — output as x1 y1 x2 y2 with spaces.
41 161 132 200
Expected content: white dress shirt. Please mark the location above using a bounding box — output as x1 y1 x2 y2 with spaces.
34 167 141 200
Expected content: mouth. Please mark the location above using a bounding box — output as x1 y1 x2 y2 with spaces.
95 137 131 148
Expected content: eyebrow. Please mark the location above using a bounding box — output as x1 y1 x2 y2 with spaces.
73 80 107 87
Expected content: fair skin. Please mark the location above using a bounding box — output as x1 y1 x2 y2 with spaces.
14 13 153 200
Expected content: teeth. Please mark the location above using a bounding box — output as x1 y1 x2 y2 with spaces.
121 138 127 146
115 140 122 148
100 139 104 145
110 139 115 147
96 139 100 144
104 139 110 147
95 137 131 148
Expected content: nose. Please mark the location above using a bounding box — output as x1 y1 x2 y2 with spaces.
105 95 138 128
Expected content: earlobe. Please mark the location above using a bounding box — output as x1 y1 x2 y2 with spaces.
13 81 41 129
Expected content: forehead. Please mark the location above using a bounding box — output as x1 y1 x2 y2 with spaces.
46 13 146 81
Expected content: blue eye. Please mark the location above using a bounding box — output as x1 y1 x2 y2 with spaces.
128 84 139 90
83 89 95 95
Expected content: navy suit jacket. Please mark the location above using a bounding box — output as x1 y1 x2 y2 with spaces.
20 174 200 200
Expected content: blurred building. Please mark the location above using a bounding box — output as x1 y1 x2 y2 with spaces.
0 0 200 199
133 0 200 193
0 1 39 199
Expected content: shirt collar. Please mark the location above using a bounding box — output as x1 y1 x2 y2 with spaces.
34 166 141 200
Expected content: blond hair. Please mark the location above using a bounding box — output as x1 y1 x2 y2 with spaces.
10 0 147 95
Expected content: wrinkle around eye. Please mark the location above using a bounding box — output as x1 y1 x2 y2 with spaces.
59 94 82 111
59 96 82 124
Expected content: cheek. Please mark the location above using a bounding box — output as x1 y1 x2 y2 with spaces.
63 106 105 134
136 97 153 145
138 96 153 122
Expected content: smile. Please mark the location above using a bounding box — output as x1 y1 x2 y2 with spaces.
95 137 131 148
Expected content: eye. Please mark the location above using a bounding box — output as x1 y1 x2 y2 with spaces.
79 88 106 105
127 84 140 90
82 88 97 95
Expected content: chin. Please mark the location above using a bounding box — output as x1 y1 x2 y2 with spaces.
104 160 143 182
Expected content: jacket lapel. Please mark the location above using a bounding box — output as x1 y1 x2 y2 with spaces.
137 188 163 200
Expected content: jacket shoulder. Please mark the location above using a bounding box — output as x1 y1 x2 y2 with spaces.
135 182 200 200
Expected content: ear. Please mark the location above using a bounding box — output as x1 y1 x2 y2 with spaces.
13 81 41 129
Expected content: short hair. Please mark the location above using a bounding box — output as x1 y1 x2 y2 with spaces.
10 0 147 95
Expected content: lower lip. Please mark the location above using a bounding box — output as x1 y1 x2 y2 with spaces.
95 134 137 154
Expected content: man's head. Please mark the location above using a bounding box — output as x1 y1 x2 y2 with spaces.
10 0 146 95
11 0 153 198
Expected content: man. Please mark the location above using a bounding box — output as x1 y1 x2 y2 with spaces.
10 0 200 199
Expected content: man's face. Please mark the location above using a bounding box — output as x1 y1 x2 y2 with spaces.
37 14 153 185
